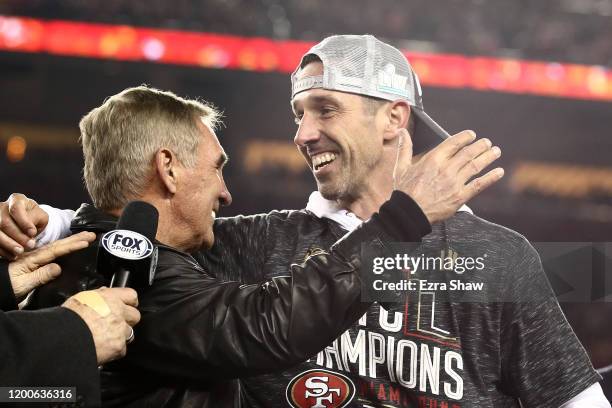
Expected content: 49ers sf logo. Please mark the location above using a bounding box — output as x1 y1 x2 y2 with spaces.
286 369 355 408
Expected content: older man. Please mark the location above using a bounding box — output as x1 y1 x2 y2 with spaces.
0 84 503 406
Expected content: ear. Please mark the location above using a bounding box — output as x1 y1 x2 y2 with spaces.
382 101 410 142
154 148 179 195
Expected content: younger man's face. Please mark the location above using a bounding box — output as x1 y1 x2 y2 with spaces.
291 61 388 201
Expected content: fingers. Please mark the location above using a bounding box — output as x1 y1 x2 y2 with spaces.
0 230 26 260
397 128 413 158
18 231 95 269
431 129 502 185
122 305 141 327
0 213 34 256
6 233 92 298
26 231 96 267
447 137 490 170
0 194 48 257
28 262 62 289
432 130 477 159
392 129 414 189
7 194 38 238
395 128 504 224
97 287 140 328
27 207 51 235
99 287 139 308
58 230 97 246
9 262 62 298
464 168 505 201
457 145 501 182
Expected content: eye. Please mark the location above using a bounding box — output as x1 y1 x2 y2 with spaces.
320 106 336 118
293 114 303 125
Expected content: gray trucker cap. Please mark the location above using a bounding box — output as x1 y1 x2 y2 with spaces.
291 34 450 150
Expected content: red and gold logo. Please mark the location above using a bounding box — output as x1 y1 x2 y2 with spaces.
286 369 356 408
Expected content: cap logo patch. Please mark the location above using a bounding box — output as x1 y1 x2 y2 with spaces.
286 369 355 408
377 63 409 97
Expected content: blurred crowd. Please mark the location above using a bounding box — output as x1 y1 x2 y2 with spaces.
2 0 611 67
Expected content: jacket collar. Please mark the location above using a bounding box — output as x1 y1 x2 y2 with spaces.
70 203 117 233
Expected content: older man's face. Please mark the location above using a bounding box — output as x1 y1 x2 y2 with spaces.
291 62 387 201
174 119 232 250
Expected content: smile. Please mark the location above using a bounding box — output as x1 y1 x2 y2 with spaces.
311 152 337 171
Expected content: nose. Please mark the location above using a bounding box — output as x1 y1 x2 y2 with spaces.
219 179 232 207
293 113 320 148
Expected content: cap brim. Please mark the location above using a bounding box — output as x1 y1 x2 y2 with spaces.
412 108 451 155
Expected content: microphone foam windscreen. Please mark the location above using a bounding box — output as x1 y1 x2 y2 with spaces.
116 201 159 241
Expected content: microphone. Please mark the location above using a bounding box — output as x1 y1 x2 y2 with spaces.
98 201 159 288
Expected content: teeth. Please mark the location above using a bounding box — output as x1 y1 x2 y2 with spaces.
212 211 216 219
312 153 337 169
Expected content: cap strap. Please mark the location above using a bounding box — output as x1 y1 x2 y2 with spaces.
292 75 324 97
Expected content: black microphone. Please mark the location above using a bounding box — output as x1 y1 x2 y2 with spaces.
98 201 159 288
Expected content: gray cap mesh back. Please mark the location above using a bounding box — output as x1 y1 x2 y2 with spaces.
291 34 423 109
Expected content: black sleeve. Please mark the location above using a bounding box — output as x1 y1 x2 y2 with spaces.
0 307 101 406
0 260 18 311
369 190 431 243
195 211 270 283
125 191 431 381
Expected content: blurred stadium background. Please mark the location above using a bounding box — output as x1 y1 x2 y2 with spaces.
0 0 611 368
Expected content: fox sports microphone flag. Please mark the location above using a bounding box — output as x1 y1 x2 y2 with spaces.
99 201 159 288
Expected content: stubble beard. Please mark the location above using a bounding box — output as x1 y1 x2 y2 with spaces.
317 170 354 202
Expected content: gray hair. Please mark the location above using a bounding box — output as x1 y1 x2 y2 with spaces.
79 86 221 211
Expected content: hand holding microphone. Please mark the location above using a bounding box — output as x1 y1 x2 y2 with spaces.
76 200 158 354
62 287 140 364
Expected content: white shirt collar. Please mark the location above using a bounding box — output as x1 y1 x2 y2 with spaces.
305 191 473 232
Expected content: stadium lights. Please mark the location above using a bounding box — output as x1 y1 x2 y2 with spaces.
0 15 611 101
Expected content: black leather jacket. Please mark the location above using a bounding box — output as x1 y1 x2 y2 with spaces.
26 191 430 407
